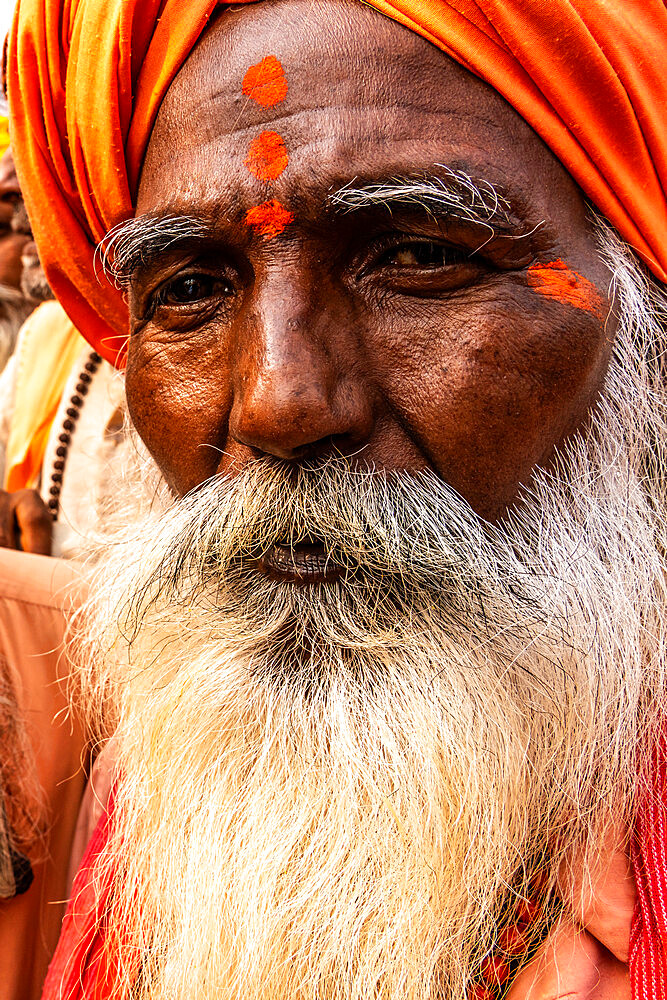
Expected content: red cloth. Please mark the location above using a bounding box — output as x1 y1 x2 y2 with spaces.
8 0 667 367
40 789 117 1000
41 752 667 999
631 732 667 999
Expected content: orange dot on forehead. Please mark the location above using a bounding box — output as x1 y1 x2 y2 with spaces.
242 55 288 108
245 199 294 239
245 130 289 181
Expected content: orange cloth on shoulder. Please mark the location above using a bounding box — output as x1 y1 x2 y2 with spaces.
8 0 667 369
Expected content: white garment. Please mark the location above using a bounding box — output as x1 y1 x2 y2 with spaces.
0 350 18 487
0 319 135 558
41 348 131 558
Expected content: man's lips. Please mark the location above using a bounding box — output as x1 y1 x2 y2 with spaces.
256 541 344 584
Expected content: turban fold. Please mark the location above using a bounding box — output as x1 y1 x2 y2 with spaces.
8 0 667 367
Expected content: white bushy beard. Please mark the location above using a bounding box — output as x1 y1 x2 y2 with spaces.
77 219 667 1000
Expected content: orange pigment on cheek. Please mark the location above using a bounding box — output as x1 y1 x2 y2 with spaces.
245 199 294 239
242 55 288 108
526 259 605 318
245 130 289 181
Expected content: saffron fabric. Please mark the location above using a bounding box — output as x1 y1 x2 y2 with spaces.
7 0 667 368
0 117 9 160
40 787 120 1000
0 549 87 1000
4 301 87 492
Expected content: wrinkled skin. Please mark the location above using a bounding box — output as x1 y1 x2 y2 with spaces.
124 0 627 993
129 0 616 522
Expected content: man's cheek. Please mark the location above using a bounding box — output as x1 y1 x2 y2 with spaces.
125 330 233 494
380 290 612 517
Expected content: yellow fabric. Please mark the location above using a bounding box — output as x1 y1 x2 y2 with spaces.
0 118 9 160
4 302 87 492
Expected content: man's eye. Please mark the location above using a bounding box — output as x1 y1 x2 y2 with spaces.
378 242 464 269
157 274 226 306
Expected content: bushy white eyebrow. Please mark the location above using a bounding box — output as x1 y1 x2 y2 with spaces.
97 215 209 288
328 166 512 229
97 167 512 286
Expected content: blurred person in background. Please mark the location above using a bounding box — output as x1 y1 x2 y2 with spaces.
0 33 136 559
0 37 34 370
0 547 87 1000
0 30 91 1000
0 178 135 558
0 146 34 371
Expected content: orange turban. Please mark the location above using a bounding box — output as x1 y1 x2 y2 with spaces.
8 0 667 367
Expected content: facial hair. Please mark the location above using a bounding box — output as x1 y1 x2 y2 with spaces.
75 218 667 1000
19 256 53 304
0 283 34 372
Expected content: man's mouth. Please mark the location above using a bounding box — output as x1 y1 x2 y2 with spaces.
256 539 344 584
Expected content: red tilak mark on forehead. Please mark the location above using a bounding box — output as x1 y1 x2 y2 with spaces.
245 130 289 182
527 259 605 319
242 55 288 108
245 199 294 240
242 57 293 236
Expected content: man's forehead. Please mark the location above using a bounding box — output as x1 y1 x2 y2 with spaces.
155 0 512 137
177 0 429 98
138 0 580 239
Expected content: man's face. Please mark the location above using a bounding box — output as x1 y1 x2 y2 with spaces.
126 0 615 537
0 146 52 301
0 148 29 290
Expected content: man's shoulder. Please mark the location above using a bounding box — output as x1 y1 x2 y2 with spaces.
0 549 88 1000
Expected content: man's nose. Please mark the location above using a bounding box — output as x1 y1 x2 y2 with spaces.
229 292 375 461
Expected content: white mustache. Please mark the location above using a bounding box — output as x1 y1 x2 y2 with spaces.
145 457 520 593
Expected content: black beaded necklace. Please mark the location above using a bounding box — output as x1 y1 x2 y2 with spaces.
47 350 102 520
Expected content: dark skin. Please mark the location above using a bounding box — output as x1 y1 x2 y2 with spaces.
0 0 619 987
0 148 30 289
125 2 631 992
0 489 51 555
129 0 616 530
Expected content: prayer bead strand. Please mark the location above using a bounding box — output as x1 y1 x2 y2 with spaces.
47 350 102 520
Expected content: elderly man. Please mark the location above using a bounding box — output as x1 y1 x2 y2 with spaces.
8 0 667 998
